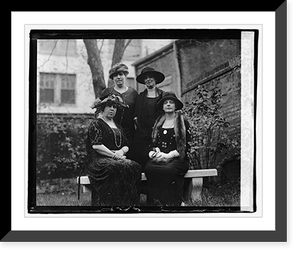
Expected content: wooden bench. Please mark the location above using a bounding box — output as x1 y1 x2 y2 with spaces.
77 169 217 203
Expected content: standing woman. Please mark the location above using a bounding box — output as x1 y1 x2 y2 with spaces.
85 94 141 206
101 63 138 148
132 67 164 170
144 91 191 206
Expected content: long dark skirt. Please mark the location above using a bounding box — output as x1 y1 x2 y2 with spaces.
86 152 141 206
131 139 151 171
144 158 189 206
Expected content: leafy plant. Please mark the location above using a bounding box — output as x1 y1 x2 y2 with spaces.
183 85 240 170
36 114 90 182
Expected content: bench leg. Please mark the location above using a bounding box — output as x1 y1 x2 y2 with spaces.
184 178 203 204
82 185 92 194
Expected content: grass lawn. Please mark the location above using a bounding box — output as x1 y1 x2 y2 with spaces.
36 178 240 207
36 192 91 206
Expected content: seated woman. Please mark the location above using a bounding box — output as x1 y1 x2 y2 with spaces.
144 91 191 206
85 94 141 206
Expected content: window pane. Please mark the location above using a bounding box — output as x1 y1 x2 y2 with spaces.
60 74 76 104
40 73 55 88
61 90 75 104
40 89 54 103
61 74 76 89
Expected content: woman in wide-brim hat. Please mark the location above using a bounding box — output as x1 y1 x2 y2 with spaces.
91 93 129 118
131 67 165 170
136 66 165 85
143 91 191 206
154 91 184 112
84 93 141 206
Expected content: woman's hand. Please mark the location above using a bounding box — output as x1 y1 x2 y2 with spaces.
113 150 125 160
92 144 127 160
112 146 128 157
149 147 161 159
121 146 129 155
154 152 172 162
151 150 179 162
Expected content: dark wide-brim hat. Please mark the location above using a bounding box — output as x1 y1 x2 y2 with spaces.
91 93 129 110
109 63 129 79
155 91 183 111
136 67 165 84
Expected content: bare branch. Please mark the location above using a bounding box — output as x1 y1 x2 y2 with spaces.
124 39 132 49
39 40 58 69
65 40 69 74
98 39 105 53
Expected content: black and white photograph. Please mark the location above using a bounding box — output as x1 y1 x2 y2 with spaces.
28 29 257 213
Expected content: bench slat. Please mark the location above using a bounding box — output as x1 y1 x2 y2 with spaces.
184 169 217 178
77 169 217 185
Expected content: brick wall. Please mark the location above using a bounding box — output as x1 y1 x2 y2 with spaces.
177 39 241 94
182 56 241 141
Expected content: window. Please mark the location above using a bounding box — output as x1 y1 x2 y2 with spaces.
61 75 76 104
39 73 55 103
39 73 76 105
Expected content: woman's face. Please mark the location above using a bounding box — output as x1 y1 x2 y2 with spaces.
144 75 156 90
102 103 117 120
163 99 176 113
112 71 126 88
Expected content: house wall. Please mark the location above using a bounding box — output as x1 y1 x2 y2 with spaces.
37 40 95 114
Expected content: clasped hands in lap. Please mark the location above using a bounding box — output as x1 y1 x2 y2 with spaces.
112 146 129 160
149 147 179 163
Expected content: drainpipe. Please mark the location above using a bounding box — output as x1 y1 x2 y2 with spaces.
173 40 182 98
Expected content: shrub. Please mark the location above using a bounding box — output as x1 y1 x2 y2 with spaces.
183 86 240 170
36 114 91 182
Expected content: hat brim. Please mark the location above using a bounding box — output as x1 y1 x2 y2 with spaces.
136 71 165 84
92 96 129 109
96 100 129 110
109 70 129 80
155 96 183 111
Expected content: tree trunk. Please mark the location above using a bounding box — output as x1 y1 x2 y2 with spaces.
112 39 129 65
84 39 132 94
83 39 106 98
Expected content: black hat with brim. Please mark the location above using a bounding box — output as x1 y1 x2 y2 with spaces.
136 67 165 84
155 91 183 111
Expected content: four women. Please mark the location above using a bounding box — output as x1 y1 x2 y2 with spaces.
85 64 190 207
